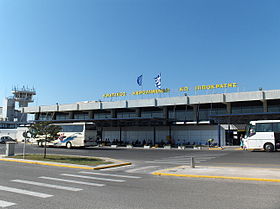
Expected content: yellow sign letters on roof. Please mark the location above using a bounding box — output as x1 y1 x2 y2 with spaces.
195 83 238 91
103 92 127 98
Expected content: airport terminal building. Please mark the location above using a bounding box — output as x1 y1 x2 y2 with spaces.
22 89 280 147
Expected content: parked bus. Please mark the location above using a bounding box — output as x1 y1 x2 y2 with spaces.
243 120 280 152
37 122 97 148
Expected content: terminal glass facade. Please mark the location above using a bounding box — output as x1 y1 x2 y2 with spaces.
268 100 280 112
74 113 89 120
117 111 136 118
231 101 263 114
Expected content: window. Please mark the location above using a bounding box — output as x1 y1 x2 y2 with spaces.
117 112 136 118
74 113 89 120
256 123 273 132
56 114 69 120
141 111 163 118
85 124 96 130
94 113 111 119
273 123 280 132
169 110 194 121
60 125 84 132
39 115 52 121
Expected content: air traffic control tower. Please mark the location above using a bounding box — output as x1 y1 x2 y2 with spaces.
2 87 36 122
12 86 36 108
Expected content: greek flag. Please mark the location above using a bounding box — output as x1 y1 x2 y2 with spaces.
137 75 143 86
154 73 161 89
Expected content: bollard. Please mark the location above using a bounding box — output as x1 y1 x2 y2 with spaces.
190 157 195 168
6 142 16 157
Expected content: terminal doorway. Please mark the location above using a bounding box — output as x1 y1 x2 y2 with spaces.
225 130 234 145
226 130 246 146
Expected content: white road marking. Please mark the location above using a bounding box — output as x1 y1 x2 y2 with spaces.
104 165 134 171
0 200 16 208
11 179 82 192
145 160 209 164
39 177 105 187
166 156 219 159
145 161 190 165
79 171 141 179
61 174 125 182
0 185 52 198
126 166 160 173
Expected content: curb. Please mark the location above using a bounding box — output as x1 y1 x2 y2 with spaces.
151 172 280 183
0 158 131 170
208 147 224 150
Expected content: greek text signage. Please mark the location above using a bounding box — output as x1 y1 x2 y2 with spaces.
103 82 238 98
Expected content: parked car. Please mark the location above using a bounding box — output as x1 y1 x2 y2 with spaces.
0 136 16 144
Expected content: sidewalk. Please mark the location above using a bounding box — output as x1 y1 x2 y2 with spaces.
152 165 280 182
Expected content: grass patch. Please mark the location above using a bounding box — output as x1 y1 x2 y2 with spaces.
10 154 112 166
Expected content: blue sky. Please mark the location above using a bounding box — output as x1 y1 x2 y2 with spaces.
0 0 279 106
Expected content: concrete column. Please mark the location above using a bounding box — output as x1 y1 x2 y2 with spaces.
193 105 198 122
88 111 94 119
163 107 168 119
35 113 40 121
218 123 221 147
51 112 56 120
262 100 268 112
111 110 116 118
119 127 122 142
153 127 156 145
69 112 74 119
226 103 232 114
135 108 141 117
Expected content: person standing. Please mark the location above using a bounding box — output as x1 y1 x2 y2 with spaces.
240 134 244 149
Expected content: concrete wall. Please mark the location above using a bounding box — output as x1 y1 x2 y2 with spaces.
172 125 225 146
40 105 58 112
22 106 40 113
157 97 188 106
59 104 78 112
102 125 225 146
102 101 127 109
189 94 224 104
127 99 156 108
225 91 263 103
264 90 280 100
78 102 100 111
2 98 15 121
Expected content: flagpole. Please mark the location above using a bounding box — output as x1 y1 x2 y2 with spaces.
141 73 143 99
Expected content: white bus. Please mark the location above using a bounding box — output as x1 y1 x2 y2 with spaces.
38 122 97 148
244 120 280 152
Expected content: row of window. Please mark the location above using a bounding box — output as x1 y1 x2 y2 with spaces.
255 123 280 132
38 104 280 121
60 125 84 132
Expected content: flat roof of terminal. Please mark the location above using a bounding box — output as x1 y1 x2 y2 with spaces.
23 89 280 113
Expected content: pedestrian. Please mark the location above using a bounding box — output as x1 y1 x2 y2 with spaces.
240 134 244 149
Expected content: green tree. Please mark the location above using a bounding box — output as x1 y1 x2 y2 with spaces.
29 122 62 158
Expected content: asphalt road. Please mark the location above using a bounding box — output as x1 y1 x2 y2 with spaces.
0 144 280 209
2 144 280 169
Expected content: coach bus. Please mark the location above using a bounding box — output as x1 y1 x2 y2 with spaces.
244 120 280 152
37 122 97 148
